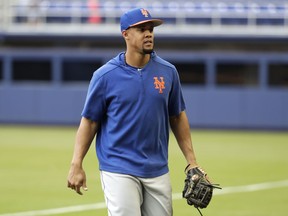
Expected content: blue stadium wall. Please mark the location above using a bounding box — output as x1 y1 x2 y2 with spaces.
0 48 288 129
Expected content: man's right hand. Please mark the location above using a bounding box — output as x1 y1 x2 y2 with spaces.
67 164 88 195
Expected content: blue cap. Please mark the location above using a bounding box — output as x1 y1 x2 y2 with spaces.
120 8 163 32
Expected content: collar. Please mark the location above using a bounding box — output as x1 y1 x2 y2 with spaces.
119 51 156 68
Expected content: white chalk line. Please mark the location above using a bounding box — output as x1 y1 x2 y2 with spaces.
1 179 288 216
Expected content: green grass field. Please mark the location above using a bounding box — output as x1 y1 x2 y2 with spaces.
1 125 288 216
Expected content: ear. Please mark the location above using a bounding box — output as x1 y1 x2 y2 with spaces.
122 30 129 40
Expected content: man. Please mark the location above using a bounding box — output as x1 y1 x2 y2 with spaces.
67 8 201 216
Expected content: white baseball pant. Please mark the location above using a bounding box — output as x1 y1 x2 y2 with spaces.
100 171 173 216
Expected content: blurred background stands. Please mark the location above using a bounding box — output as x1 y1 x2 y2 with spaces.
0 0 288 36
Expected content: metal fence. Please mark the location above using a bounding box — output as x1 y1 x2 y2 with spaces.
1 0 288 37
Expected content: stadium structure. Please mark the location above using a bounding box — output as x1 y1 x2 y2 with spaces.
0 0 288 129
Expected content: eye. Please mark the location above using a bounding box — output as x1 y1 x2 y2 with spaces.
139 27 154 33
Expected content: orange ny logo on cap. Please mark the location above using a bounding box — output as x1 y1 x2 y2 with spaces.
141 8 149 17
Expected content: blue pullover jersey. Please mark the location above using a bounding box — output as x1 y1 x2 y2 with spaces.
82 52 185 178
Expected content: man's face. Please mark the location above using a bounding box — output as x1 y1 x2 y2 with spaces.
124 23 155 54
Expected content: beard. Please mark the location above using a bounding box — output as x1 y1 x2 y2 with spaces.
143 48 153 54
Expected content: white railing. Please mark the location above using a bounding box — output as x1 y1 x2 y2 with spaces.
1 0 288 37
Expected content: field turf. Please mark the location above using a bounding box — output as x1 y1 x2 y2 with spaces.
0 125 287 216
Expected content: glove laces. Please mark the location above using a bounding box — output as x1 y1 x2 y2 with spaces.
184 164 222 216
196 207 204 216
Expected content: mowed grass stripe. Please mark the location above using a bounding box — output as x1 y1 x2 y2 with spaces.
1 179 288 216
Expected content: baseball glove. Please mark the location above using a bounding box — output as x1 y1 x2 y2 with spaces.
182 165 221 216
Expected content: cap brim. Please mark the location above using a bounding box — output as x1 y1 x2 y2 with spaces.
129 19 163 28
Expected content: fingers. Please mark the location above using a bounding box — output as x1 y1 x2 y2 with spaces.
78 185 88 195
67 166 88 195
76 185 83 195
82 182 88 192
67 181 88 195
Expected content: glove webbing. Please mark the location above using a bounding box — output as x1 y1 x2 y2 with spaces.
188 182 220 216
184 165 222 216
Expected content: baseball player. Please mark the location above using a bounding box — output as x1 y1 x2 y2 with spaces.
67 8 203 216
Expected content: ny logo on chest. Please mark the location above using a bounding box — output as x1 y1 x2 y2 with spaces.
153 77 165 94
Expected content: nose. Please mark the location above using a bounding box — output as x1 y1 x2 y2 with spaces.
145 30 152 38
